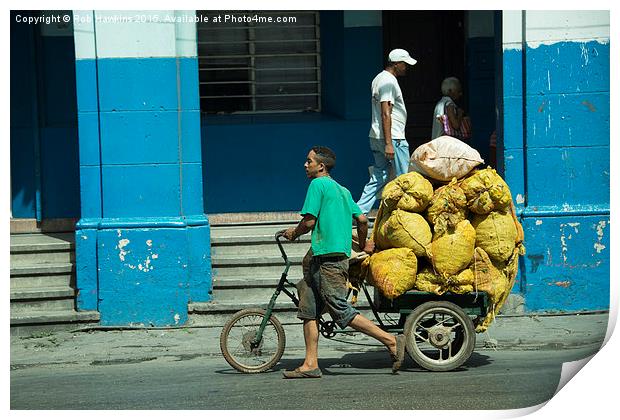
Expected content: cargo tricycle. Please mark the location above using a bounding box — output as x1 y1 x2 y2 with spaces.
220 230 489 373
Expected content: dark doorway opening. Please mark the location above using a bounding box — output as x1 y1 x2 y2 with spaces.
382 10 466 151
382 10 497 166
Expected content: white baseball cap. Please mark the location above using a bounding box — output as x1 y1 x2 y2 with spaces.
388 48 417 66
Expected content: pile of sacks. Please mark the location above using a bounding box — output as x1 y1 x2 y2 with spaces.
356 137 525 332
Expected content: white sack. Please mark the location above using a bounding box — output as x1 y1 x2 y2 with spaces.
409 135 484 182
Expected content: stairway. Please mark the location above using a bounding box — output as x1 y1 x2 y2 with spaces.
10 227 100 336
188 221 376 327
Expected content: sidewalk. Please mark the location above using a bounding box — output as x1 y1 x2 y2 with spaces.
10 312 609 369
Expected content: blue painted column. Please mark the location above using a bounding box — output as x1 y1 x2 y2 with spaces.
73 11 212 325
500 11 610 312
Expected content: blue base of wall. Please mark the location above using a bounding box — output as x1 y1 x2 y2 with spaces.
502 40 610 313
519 213 609 312
76 217 212 326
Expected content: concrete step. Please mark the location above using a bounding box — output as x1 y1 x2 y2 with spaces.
211 253 305 280
10 286 76 300
10 218 77 234
11 232 75 266
210 221 376 236
212 278 375 305
11 288 76 314
11 251 75 266
10 310 100 337
188 301 377 327
211 240 311 257
213 275 303 288
211 254 305 267
10 272 75 290
11 263 74 277
213 264 303 279
10 232 75 246
210 224 311 257
210 222 298 235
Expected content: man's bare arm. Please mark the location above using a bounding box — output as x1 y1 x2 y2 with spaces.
381 101 395 160
354 213 369 251
283 214 316 241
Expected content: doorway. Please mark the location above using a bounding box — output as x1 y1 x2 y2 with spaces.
382 10 496 165
10 11 81 220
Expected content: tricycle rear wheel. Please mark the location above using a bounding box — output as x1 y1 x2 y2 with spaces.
220 308 286 373
403 301 475 372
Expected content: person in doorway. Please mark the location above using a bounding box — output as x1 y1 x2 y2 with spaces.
282 146 405 379
431 76 471 141
356 48 417 215
488 130 497 168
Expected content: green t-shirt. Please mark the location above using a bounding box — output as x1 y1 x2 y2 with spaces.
300 176 362 257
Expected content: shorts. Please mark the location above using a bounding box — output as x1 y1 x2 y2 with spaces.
296 251 359 329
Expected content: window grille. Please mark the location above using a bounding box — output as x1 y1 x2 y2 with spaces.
196 11 321 114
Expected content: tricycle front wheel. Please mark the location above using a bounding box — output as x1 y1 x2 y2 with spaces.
220 308 286 373
403 301 475 372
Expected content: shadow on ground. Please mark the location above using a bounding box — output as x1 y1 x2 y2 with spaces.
215 349 492 375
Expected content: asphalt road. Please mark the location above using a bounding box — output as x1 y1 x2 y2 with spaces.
10 344 600 410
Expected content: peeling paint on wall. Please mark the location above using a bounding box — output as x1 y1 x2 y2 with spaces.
118 239 130 261
559 223 580 264
594 220 608 253
580 43 590 66
516 194 525 204
536 220 543 226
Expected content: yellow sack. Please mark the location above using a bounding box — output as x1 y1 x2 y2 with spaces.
426 179 469 236
445 268 476 294
509 201 525 244
470 248 507 303
469 247 515 332
414 266 446 294
431 220 476 277
471 211 518 262
375 209 432 257
460 168 512 214
382 172 434 213
362 248 418 299
415 266 475 295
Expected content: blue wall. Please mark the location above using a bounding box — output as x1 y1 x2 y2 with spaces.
10 11 80 219
202 11 383 213
202 115 376 213
502 40 610 312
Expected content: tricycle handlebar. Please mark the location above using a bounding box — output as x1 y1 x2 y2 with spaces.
274 230 289 265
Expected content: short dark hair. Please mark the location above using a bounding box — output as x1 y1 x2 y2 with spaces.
311 146 336 172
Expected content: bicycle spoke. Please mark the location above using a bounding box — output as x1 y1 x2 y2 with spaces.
414 330 430 343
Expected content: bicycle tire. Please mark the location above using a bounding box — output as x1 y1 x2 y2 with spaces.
403 301 475 372
220 308 286 373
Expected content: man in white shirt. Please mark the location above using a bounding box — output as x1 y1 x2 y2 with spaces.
357 48 417 215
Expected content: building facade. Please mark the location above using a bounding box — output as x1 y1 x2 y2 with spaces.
10 10 610 325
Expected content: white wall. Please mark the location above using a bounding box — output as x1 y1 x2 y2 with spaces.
502 10 610 50
525 11 610 47
73 10 197 60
